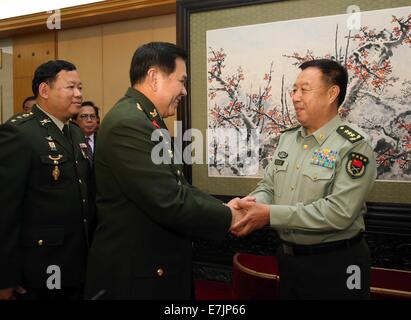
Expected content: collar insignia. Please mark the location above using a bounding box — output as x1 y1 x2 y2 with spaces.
149 109 158 118
40 119 51 126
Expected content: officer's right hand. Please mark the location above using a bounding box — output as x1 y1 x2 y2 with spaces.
0 286 26 300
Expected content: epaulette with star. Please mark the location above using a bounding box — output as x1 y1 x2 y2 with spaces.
7 112 35 125
336 125 364 143
281 125 301 134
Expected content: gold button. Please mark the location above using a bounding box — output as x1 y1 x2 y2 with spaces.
296 165 300 170
78 179 82 184
319 134 324 140
313 175 317 180
157 268 164 277
303 144 308 150
83 199 86 203
177 170 181 176
38 240 44 246
290 186 295 191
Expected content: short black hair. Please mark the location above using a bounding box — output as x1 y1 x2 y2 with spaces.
299 59 348 107
32 60 77 98
76 100 100 120
22 95 35 108
129 42 187 86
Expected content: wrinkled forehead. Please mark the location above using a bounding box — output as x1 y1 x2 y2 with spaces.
55 70 82 84
78 105 96 115
174 57 187 78
294 67 325 87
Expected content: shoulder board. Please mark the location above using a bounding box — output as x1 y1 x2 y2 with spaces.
7 112 35 125
336 125 364 143
281 125 301 134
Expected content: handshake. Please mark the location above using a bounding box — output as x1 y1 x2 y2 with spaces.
227 196 270 237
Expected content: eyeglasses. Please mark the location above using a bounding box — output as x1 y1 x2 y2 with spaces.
79 114 97 120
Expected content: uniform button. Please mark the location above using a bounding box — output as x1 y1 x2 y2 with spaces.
38 240 44 246
76 161 79 164
78 179 82 184
290 186 295 191
319 134 324 140
157 268 164 277
296 165 300 170
83 218 87 223
82 199 86 203
303 144 308 150
313 175 317 180
177 170 181 176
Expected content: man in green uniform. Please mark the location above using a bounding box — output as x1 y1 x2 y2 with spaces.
232 59 377 299
0 60 92 300
84 42 244 300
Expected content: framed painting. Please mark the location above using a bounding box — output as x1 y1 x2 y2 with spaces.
177 0 411 204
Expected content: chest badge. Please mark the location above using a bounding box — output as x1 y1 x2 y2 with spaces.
311 148 337 169
278 151 288 159
79 143 89 159
346 152 369 179
48 154 63 181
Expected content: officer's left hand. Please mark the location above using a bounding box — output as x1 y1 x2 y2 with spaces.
230 202 270 237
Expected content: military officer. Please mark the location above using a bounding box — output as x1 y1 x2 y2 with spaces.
84 42 245 300
231 59 377 299
0 60 92 300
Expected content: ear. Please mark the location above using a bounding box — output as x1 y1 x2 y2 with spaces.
38 82 50 100
146 67 159 91
328 85 340 105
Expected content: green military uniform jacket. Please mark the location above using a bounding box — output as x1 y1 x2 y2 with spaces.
84 88 231 300
0 106 91 289
250 115 377 245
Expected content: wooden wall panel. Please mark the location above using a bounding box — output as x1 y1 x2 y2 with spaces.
0 40 14 123
13 32 56 114
58 26 104 112
13 77 32 113
102 17 154 115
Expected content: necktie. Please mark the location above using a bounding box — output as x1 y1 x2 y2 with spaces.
85 136 94 163
62 124 69 138
62 124 72 144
